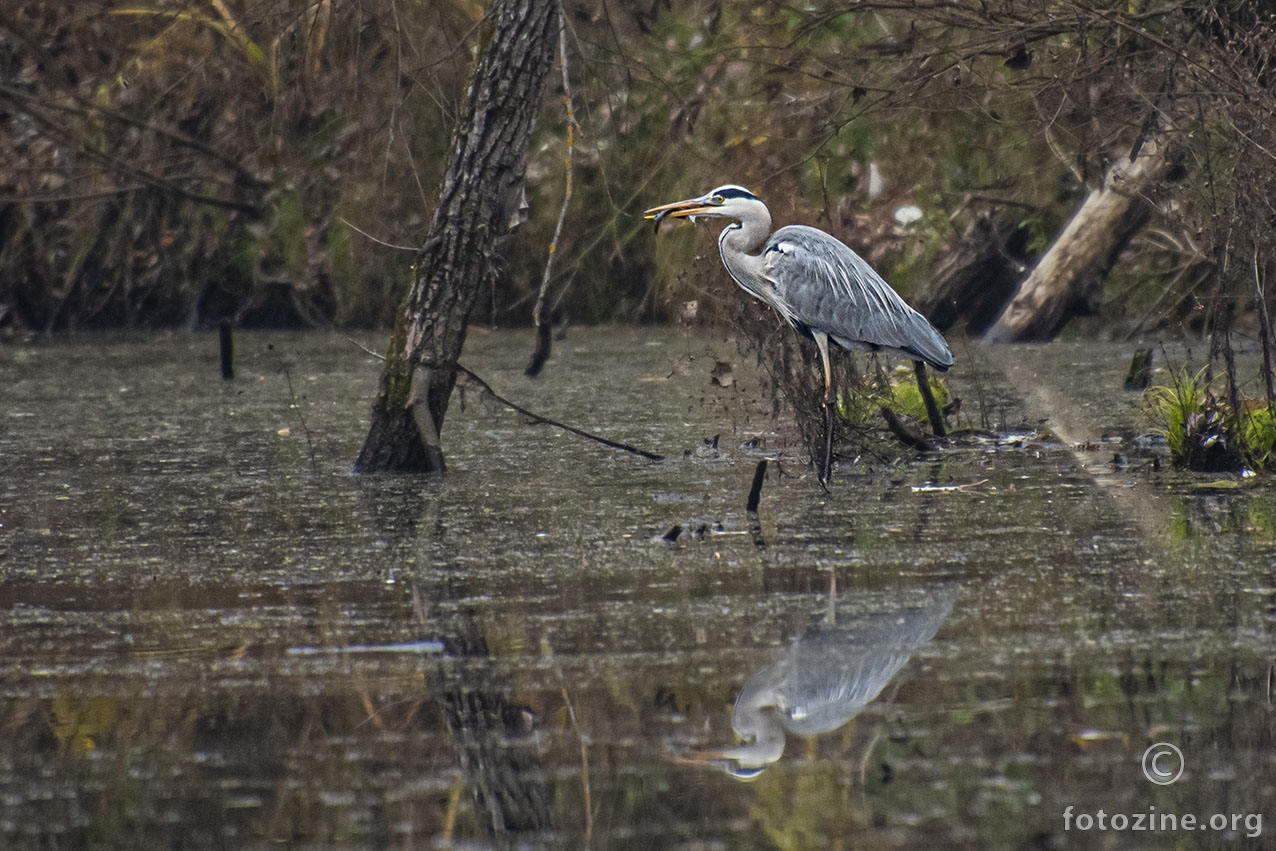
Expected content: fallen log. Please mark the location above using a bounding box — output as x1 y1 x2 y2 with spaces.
984 126 1177 344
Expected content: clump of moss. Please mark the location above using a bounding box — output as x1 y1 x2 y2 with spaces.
1145 366 1276 472
836 365 949 425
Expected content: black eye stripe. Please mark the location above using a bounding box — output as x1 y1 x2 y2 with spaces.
715 187 756 200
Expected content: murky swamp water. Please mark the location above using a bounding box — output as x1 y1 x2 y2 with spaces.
1 327 1274 850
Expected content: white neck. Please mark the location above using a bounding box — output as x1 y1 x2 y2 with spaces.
718 202 772 257
717 202 782 316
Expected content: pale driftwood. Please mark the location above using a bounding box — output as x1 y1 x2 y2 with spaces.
984 129 1176 344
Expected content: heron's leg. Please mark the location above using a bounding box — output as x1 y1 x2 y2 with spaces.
913 360 948 437
814 331 835 483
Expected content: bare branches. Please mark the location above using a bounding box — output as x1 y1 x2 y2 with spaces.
0 83 262 215
526 8 577 377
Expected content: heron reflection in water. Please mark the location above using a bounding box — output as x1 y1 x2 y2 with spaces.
679 583 955 779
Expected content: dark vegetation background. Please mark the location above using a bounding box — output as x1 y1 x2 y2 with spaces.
1 0 1274 350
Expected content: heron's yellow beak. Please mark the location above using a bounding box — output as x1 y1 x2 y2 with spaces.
643 195 719 221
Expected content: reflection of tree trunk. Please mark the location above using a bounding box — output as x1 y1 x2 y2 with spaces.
441 688 553 837
354 0 559 472
437 614 554 841
984 127 1176 343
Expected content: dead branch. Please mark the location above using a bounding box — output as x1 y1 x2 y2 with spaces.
526 10 576 377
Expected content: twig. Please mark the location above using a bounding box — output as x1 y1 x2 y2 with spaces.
344 338 664 461
347 337 386 360
561 686 593 847
0 81 263 188
338 217 419 252
457 364 664 461
910 478 987 493
382 0 403 187
880 406 935 451
2 91 260 216
275 350 318 472
525 11 576 377
954 331 988 431
1253 243 1276 405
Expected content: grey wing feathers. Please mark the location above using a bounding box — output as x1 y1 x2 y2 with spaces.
762 225 953 371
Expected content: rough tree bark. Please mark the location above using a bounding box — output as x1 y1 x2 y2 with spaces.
354 0 559 473
984 126 1177 344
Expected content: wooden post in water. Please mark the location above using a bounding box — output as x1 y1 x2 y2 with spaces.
1124 348 1153 391
746 460 768 514
914 361 947 437
218 319 234 380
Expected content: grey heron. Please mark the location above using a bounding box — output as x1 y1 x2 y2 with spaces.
645 185 953 481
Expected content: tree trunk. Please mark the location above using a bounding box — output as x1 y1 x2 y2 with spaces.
354 0 559 473
912 212 1037 336
983 128 1176 344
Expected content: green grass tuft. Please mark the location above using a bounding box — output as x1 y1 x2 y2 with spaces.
1145 366 1276 472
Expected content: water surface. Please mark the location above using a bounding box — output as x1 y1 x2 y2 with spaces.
2 328 1273 849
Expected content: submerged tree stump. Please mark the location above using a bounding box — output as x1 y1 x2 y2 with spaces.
354 0 559 473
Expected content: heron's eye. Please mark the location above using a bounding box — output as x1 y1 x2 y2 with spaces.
712 195 725 205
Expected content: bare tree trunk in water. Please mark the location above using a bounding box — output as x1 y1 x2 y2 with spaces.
984 125 1177 344
354 0 559 473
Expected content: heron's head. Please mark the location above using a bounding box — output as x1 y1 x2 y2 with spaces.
644 185 764 224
